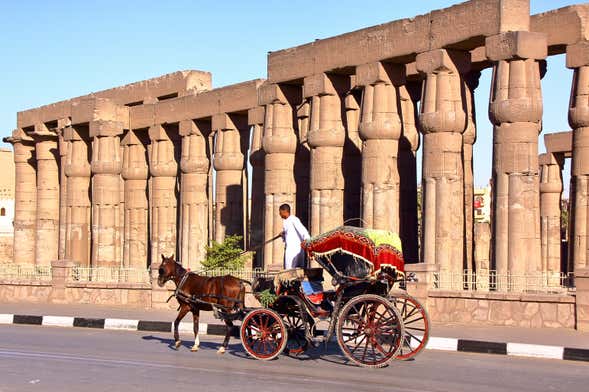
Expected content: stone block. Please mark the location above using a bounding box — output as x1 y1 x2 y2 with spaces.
355 62 405 86
486 31 547 61
567 41 589 69
303 74 349 98
247 107 265 126
539 302 557 322
416 49 471 74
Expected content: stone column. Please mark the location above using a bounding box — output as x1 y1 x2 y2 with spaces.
487 32 546 276
398 81 420 263
343 86 362 224
32 124 60 266
4 129 36 264
463 71 481 274
295 100 311 229
121 130 149 270
248 107 265 267
57 121 69 261
357 62 403 232
474 222 491 271
91 121 123 268
149 125 179 265
179 120 210 270
304 74 348 235
539 152 563 275
416 50 468 276
576 267 589 331
260 84 298 270
567 42 589 272
63 126 91 266
212 114 247 244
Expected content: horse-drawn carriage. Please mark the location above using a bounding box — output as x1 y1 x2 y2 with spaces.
241 226 430 368
158 225 429 368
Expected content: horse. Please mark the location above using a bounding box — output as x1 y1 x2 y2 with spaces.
156 254 247 354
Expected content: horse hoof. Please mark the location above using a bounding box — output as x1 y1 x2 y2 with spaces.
217 347 226 355
191 346 199 352
174 341 182 349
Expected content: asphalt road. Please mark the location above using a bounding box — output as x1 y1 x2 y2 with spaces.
0 325 587 392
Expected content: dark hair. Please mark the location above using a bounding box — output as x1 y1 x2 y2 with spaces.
279 204 291 213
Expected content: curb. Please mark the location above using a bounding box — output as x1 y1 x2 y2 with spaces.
2 313 588 362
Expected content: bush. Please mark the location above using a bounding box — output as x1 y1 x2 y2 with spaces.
201 235 245 270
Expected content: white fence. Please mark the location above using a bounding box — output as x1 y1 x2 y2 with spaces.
197 267 270 282
0 264 52 281
431 270 574 293
69 267 151 284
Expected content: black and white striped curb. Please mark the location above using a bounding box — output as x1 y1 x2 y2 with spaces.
2 313 589 362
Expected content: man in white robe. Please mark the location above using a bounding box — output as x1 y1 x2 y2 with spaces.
279 204 310 269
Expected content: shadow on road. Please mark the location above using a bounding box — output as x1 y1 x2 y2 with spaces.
140 334 364 367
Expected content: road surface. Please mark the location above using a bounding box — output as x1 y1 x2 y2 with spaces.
0 325 587 392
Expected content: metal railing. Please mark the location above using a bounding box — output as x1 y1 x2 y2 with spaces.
431 270 574 293
197 267 270 282
69 267 151 284
0 264 52 281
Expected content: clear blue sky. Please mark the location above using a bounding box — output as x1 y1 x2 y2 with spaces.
0 0 581 190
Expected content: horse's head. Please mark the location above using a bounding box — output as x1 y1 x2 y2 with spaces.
252 276 275 294
157 254 177 287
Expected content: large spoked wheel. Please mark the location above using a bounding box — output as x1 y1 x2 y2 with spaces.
389 291 430 360
282 310 309 356
240 308 288 361
336 294 404 368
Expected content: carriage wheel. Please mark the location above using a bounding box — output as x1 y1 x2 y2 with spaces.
282 310 309 356
389 292 430 360
336 294 404 368
240 308 288 361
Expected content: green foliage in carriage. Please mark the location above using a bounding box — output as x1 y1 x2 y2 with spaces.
363 228 403 251
258 289 278 308
201 235 245 270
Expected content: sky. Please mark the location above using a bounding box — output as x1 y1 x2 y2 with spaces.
0 0 582 190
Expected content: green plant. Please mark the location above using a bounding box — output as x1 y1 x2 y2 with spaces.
201 235 245 270
258 289 277 308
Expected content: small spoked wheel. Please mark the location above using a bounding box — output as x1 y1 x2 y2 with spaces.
336 294 404 368
282 310 309 356
240 308 288 361
389 292 430 360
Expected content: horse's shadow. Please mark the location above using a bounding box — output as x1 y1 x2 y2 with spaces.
141 335 364 366
141 335 245 357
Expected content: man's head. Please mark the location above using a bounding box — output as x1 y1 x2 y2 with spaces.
279 203 291 219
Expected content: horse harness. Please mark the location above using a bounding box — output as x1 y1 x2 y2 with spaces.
167 272 245 314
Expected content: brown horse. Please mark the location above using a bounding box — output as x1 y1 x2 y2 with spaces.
157 254 247 354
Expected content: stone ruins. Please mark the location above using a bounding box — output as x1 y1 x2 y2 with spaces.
3 0 589 330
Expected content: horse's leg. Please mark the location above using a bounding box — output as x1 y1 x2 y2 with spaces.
191 308 200 352
218 319 233 354
174 304 190 349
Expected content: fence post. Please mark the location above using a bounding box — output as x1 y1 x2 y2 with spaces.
404 263 438 306
49 259 74 304
576 268 589 331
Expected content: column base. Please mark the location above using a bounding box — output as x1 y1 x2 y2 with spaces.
575 268 589 331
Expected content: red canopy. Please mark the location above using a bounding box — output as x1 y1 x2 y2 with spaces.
301 226 405 275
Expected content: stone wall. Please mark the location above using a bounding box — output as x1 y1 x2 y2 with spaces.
427 290 576 329
0 281 53 303
0 235 13 262
0 280 152 308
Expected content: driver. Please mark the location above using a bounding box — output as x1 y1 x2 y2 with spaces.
279 203 310 270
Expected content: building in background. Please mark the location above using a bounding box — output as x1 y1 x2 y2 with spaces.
474 186 491 223
0 148 15 262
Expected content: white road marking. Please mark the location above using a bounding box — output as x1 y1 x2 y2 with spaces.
0 314 14 324
507 343 564 359
42 316 74 328
426 337 458 351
